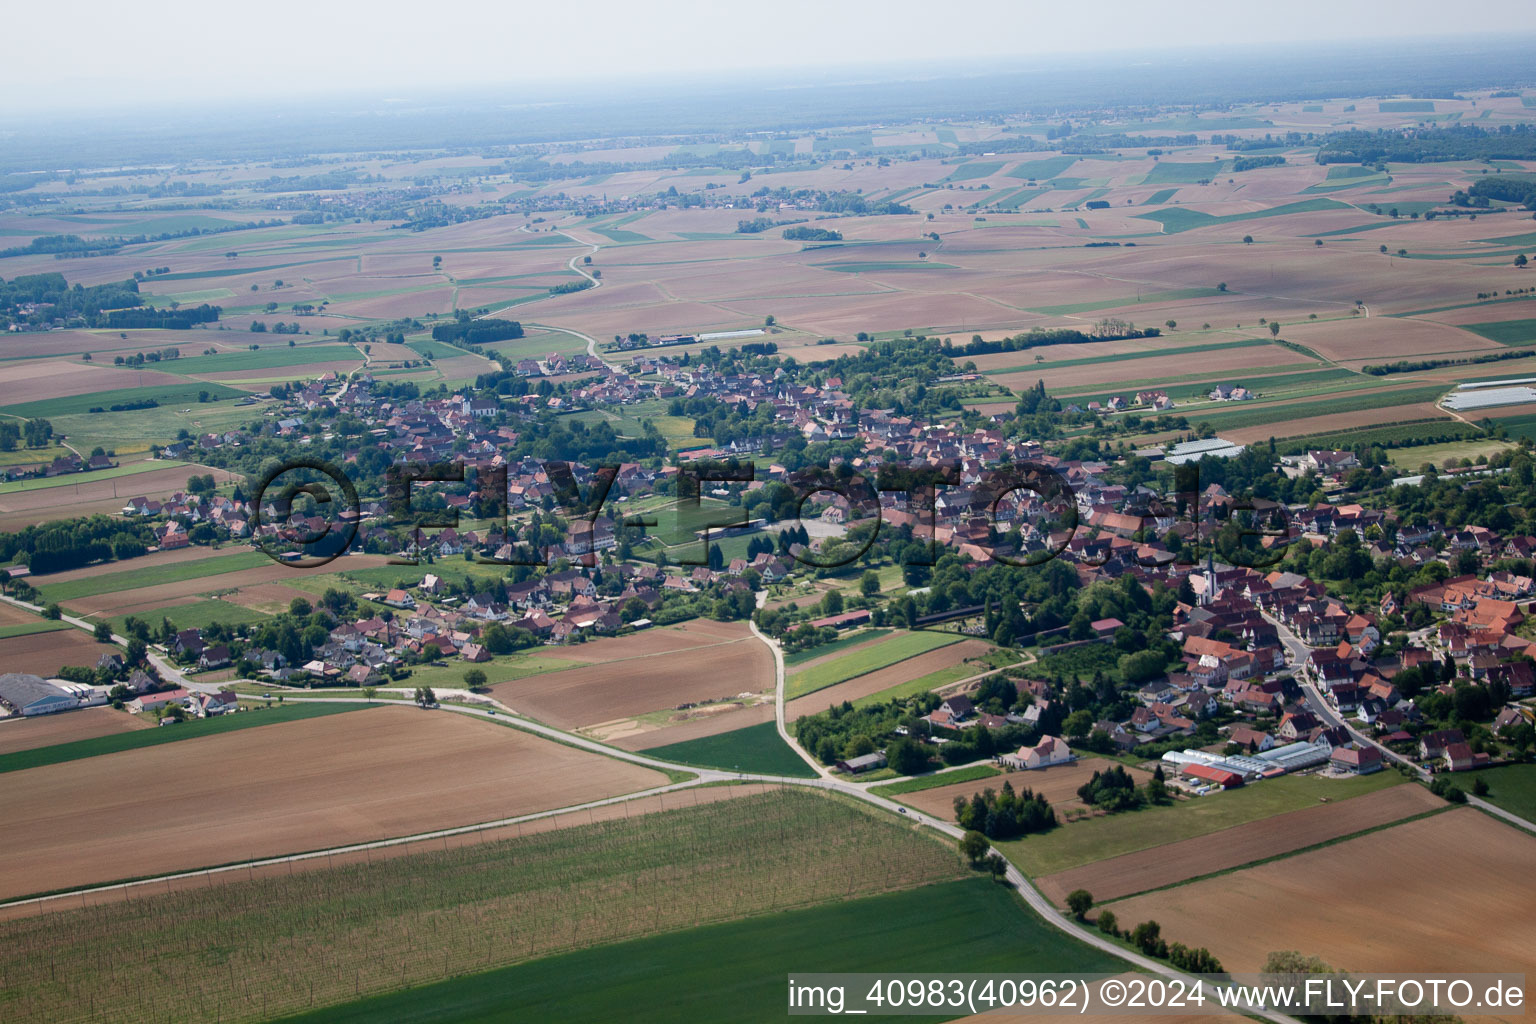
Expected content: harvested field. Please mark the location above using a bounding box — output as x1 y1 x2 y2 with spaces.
0 464 239 531
1109 809 1536 974
1036 782 1444 906
608 701 775 750
528 618 751 664
1286 316 1504 365
223 582 319 613
0 707 149 755
994 346 1308 392
0 629 111 678
786 638 990 719
0 360 185 407
58 556 392 618
493 632 774 729
0 705 666 900
897 757 1152 821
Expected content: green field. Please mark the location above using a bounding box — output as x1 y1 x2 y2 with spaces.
1142 160 1229 184
1142 188 1178 205
141 344 359 375
280 878 1119 1024
1325 165 1379 180
106 598 270 635
783 627 892 667
0 788 979 1024
990 187 1050 211
1478 763 1536 824
1380 100 1435 112
0 618 72 639
944 160 1004 181
1133 198 1350 234
786 631 960 700
643 721 818 777
0 382 248 418
0 702 366 775
1005 156 1078 180
1000 770 1404 876
1060 366 1358 407
1465 319 1536 347
36 549 271 603
1189 384 1450 432
871 763 1001 797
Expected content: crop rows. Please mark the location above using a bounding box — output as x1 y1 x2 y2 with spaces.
0 786 963 1024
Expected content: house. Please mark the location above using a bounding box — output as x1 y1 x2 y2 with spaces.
1443 741 1489 773
127 688 191 714
197 645 232 671
837 751 887 774
460 643 490 663
1329 744 1383 775
1003 735 1073 769
190 690 238 717
346 664 382 687
1418 729 1466 761
1228 726 1274 752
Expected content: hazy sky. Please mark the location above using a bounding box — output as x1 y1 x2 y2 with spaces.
9 0 1536 112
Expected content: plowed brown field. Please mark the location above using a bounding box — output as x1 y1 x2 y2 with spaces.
0 705 666 901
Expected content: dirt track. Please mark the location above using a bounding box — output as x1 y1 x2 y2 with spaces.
0 705 667 901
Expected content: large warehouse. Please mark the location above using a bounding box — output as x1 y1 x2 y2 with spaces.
0 673 81 717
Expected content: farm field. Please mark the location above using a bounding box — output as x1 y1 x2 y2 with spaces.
0 700 363 775
0 706 149 755
0 705 668 900
1478 763 1536 824
997 769 1404 877
491 624 774 730
643 720 818 777
869 763 1002 797
898 758 1153 823
1035 782 1445 906
786 637 990 716
0 788 981 1024
279 878 1119 1024
1108 809 1536 975
784 629 961 700
0 626 113 678
0 463 240 531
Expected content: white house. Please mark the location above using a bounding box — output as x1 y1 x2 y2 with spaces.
1002 735 1073 770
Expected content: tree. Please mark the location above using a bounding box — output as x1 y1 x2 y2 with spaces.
1216 282 1228 292
94 621 113 642
362 686 377 704
764 315 776 327
887 737 929 776
860 570 880 598
1268 321 1281 338
1517 254 1529 268
1164 320 1176 330
959 830 989 865
1096 909 1118 935
463 668 488 690
1242 235 1253 245
985 852 1008 883
1063 709 1094 738
1065 888 1094 919
44 603 62 620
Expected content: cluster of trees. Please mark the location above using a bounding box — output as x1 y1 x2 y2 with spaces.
942 323 1161 358
0 418 51 450
782 226 843 242
103 305 220 330
1453 174 1536 210
549 280 594 295
0 272 143 326
1075 764 1147 812
1317 124 1536 165
1231 155 1286 172
1362 348 1535 375
952 781 1056 839
0 515 158 574
431 316 525 345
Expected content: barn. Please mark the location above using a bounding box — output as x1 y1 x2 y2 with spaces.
1180 762 1245 789
0 673 80 717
